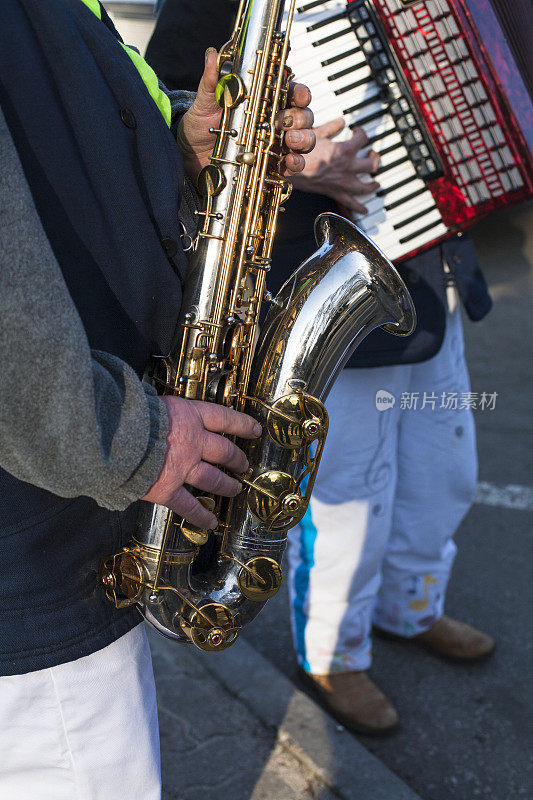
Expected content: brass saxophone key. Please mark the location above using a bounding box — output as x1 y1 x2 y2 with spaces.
266 392 327 448
245 470 303 530
197 164 227 198
237 557 283 601
215 74 245 108
187 603 239 652
180 497 216 546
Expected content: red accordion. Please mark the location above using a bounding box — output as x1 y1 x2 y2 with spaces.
289 0 533 260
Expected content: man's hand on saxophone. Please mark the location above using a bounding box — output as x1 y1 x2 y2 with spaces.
142 397 262 531
177 48 315 181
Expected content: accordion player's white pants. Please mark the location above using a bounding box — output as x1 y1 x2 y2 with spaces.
287 307 478 675
0 624 161 800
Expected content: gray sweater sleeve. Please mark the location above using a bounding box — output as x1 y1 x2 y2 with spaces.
165 87 195 137
0 108 169 511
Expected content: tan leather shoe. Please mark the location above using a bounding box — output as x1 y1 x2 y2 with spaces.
414 615 495 661
298 668 399 736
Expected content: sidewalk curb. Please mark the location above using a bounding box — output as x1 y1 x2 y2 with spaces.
154 630 421 800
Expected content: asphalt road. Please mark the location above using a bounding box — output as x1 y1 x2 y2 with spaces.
242 201 533 800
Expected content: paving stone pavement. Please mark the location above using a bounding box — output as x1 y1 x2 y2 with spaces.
149 629 421 800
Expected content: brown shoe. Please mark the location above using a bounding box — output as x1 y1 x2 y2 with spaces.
414 615 495 661
298 668 399 736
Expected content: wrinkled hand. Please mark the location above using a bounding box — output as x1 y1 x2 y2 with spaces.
290 118 380 214
142 396 261 530
178 48 316 181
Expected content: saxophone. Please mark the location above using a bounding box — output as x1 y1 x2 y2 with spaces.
101 0 416 651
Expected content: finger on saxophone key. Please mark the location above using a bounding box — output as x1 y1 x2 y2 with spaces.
276 105 314 133
167 486 219 530
287 82 312 108
287 129 316 154
195 401 262 438
202 432 249 474
186 462 243 498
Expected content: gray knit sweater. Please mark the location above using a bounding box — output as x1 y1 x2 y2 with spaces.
0 90 195 511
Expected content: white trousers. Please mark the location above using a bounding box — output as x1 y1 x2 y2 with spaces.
0 624 161 800
287 308 478 674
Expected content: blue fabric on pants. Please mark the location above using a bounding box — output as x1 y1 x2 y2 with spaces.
287 308 478 674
